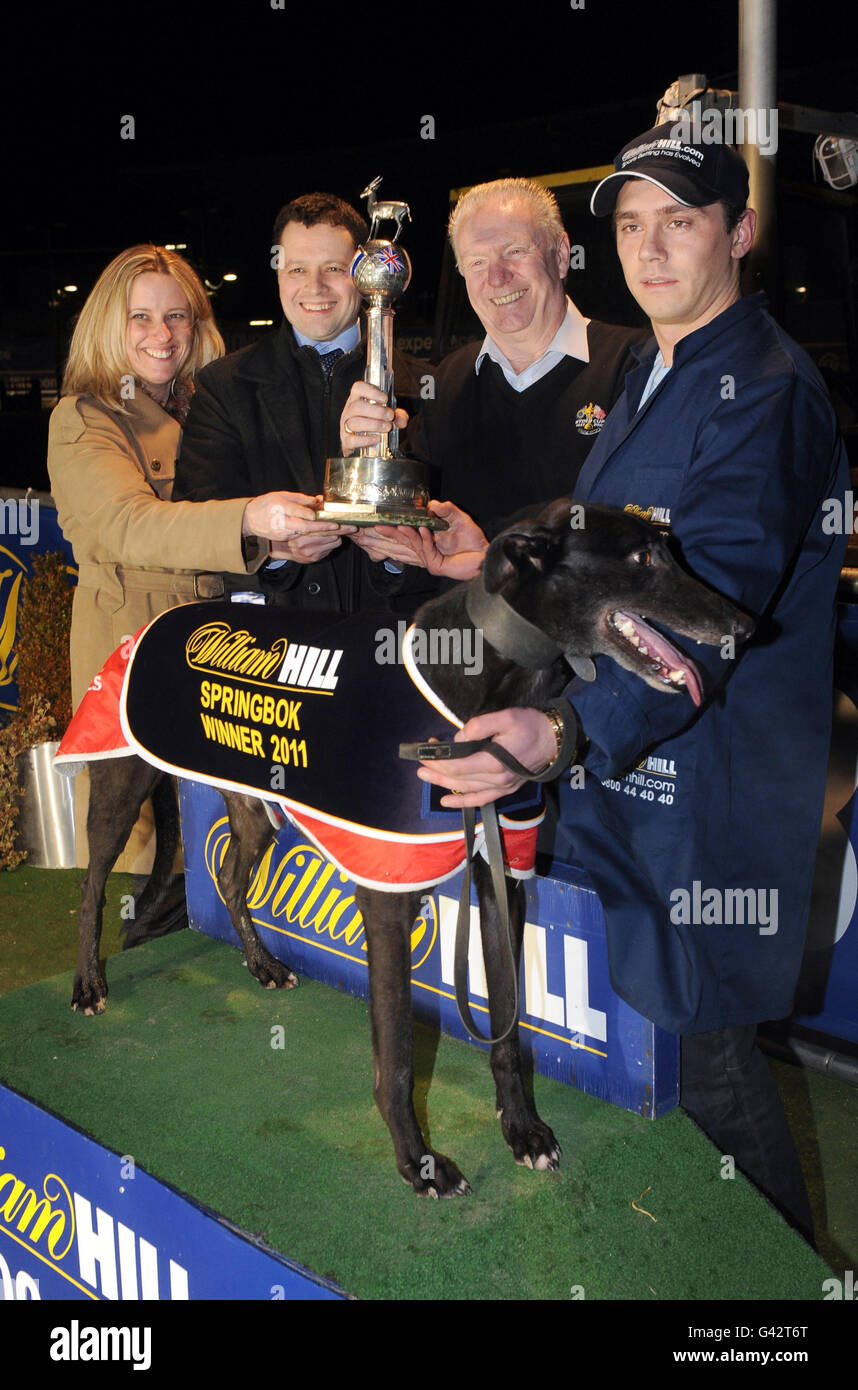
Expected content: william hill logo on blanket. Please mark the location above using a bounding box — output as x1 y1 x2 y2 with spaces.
183 620 343 773
122 605 468 839
186 621 343 692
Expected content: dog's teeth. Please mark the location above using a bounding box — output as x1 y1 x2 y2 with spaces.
630 635 640 647
620 620 636 636
668 668 686 683
639 644 649 656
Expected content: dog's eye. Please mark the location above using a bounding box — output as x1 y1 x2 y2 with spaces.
630 549 652 566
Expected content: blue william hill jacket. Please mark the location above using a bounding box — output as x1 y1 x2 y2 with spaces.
556 294 849 1034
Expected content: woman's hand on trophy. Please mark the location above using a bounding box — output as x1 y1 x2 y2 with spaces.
340 381 409 455
243 492 356 563
242 491 325 539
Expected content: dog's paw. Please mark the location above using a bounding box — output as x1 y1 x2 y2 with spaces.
501 1114 562 1172
71 974 108 1016
248 955 299 991
401 1152 471 1198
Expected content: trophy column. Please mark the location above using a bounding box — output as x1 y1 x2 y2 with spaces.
318 178 445 530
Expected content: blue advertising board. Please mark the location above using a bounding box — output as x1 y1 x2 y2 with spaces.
0 496 75 715
791 605 858 1044
0 1084 347 1300
179 780 679 1118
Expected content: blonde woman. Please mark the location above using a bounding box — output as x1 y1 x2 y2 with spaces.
49 244 337 877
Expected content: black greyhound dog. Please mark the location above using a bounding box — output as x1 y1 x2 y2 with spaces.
72 500 752 1196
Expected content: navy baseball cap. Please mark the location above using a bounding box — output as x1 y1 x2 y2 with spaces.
591 122 750 217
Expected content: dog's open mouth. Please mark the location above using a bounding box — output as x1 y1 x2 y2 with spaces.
607 610 703 706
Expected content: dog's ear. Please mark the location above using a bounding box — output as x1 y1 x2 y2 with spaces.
483 526 561 594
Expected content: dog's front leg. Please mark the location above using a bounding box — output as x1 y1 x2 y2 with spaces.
475 858 561 1172
218 793 298 990
358 886 470 1198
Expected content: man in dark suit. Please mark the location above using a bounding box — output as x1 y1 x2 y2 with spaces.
174 192 425 613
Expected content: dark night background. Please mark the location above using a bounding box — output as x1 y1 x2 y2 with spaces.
1 0 856 489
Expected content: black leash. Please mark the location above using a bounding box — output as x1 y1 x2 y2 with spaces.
399 706 583 1045
400 567 591 1045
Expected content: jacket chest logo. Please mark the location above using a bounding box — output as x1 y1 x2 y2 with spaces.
624 502 672 528
575 402 607 436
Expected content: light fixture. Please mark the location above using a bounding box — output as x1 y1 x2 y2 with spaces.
249 319 273 327
814 136 858 190
223 273 238 283
63 284 78 293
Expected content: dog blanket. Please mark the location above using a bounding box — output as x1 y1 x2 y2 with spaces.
55 603 543 892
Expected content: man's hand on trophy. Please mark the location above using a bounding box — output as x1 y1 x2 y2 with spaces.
352 500 488 578
351 524 424 566
340 381 409 454
269 529 354 563
417 500 488 579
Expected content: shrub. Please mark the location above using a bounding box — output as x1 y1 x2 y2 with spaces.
0 553 73 870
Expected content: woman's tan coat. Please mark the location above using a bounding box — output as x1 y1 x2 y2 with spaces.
48 389 264 706
48 388 264 870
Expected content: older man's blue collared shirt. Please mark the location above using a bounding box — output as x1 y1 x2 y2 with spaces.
475 297 591 392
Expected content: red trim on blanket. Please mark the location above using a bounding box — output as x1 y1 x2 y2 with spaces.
55 635 140 765
287 806 540 888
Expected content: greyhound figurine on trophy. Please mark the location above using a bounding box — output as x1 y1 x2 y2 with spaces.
318 177 445 529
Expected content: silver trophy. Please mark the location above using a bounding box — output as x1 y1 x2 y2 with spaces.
319 177 445 529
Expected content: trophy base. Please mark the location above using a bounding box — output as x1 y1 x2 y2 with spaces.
316 501 448 530
319 455 448 530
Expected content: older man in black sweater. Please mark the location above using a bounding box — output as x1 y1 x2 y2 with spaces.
338 177 645 560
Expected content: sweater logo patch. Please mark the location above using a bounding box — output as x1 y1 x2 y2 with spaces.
575 402 607 436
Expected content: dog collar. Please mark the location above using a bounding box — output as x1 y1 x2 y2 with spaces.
464 570 596 681
464 570 562 669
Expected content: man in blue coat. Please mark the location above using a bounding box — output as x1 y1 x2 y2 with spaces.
417 125 849 1242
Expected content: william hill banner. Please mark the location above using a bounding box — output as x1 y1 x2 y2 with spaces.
0 1084 346 1301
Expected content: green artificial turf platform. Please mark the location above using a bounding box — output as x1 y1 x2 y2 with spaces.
0 929 832 1301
